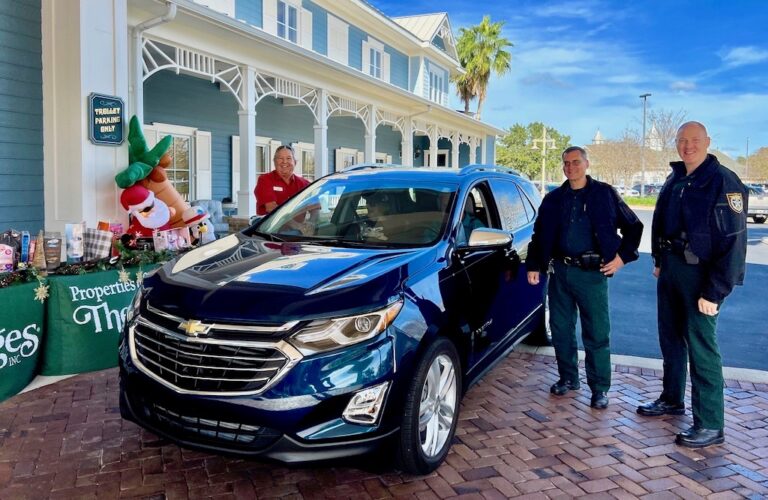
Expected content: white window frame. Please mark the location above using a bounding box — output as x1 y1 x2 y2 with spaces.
277 0 299 44
335 147 359 171
231 136 279 203
426 149 450 168
362 38 390 83
144 122 212 201
292 141 315 181
369 47 382 79
429 68 444 105
375 152 392 164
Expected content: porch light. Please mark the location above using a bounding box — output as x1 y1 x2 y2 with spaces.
342 382 390 425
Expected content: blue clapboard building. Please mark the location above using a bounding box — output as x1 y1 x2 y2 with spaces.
0 0 503 233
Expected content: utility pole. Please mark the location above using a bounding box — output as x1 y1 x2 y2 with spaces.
532 126 556 196
639 93 651 196
746 137 750 180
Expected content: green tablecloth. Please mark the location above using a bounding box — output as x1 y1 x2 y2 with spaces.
0 281 45 403
41 267 153 376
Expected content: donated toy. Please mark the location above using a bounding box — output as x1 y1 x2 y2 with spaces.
115 116 189 229
120 184 173 238
182 206 216 245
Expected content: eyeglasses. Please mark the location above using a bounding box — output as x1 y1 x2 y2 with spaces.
138 203 155 214
275 145 294 153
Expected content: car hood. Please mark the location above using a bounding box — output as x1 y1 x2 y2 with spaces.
143 234 435 323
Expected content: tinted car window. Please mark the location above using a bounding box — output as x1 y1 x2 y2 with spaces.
488 179 531 231
256 177 457 246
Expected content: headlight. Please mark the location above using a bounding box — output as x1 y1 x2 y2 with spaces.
290 300 403 355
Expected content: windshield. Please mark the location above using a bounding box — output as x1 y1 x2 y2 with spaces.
253 175 457 247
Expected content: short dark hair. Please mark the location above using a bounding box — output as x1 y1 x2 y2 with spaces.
562 146 588 161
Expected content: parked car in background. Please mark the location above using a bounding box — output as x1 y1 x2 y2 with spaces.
119 164 547 474
747 185 768 223
632 184 662 196
615 186 639 197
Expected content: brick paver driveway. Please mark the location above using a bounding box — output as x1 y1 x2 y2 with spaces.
2 351 767 498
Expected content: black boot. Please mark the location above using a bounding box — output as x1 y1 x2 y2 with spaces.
636 398 685 416
675 426 724 448
550 379 580 396
590 391 608 409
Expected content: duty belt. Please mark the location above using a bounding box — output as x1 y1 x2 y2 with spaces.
557 252 602 270
658 237 700 265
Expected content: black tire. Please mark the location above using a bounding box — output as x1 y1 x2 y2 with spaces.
395 337 461 475
753 215 766 224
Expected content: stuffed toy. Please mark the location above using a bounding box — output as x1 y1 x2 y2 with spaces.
115 116 189 228
120 184 174 238
182 206 216 245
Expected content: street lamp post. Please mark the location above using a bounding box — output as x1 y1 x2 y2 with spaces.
639 93 651 197
746 137 750 180
532 126 556 196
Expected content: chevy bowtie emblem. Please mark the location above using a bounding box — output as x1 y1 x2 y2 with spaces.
178 319 211 337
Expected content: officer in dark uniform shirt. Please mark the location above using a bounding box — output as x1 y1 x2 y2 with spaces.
527 146 643 409
637 121 747 449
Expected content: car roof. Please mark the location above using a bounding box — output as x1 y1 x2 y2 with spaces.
332 164 529 185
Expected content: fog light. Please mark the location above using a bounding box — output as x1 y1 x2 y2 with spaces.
342 382 390 425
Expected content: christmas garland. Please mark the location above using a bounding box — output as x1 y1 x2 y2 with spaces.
0 242 184 290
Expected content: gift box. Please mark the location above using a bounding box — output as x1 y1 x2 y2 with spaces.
84 228 114 261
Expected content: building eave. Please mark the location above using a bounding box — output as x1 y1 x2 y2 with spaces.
133 0 497 136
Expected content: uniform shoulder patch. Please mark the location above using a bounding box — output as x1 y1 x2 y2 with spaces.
726 192 744 213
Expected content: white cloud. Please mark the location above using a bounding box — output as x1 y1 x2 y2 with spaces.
719 46 768 67
670 81 697 92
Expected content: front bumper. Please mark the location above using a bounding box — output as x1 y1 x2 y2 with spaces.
119 334 400 462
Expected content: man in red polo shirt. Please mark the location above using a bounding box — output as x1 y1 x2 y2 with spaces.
254 145 310 215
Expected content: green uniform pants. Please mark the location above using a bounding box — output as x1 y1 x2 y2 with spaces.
657 253 723 430
548 261 611 392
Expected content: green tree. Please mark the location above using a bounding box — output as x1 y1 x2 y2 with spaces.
454 16 512 119
496 122 571 181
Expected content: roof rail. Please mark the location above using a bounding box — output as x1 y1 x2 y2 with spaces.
342 163 410 172
460 163 523 177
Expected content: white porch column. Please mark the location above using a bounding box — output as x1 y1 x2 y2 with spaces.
314 89 329 177
364 105 376 162
401 120 413 166
480 137 487 164
42 0 129 234
429 127 438 167
237 68 257 217
451 132 460 169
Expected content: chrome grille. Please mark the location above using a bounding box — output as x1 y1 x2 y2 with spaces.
129 304 302 396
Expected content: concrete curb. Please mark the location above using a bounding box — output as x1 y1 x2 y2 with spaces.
515 344 768 384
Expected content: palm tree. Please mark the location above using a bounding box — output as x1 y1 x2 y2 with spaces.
454 16 512 120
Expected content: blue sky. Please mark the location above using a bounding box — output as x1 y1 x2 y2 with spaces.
375 0 768 158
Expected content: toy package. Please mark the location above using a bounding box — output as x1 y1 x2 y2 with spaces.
0 229 21 272
65 222 86 264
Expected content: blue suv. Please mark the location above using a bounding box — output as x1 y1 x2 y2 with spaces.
119 165 546 474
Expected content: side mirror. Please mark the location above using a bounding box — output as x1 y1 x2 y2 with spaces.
457 228 513 252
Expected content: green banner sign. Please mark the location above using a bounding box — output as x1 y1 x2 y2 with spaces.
41 267 153 375
0 281 45 403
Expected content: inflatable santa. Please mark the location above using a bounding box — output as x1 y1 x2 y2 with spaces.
115 116 190 229
120 184 174 238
